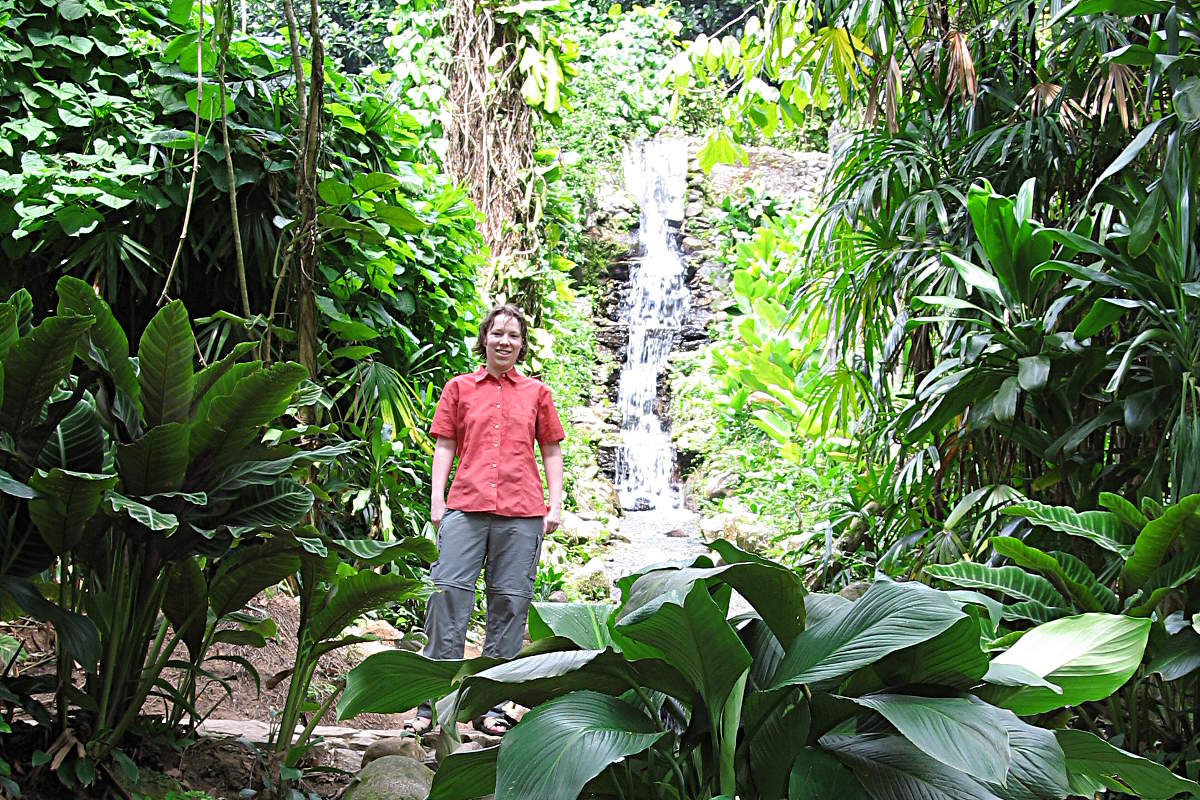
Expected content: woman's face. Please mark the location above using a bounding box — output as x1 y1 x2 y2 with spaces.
485 313 523 373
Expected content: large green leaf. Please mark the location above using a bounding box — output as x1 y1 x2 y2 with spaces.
1147 626 1200 681
1056 729 1200 799
138 300 194 428
55 276 141 434
744 688 809 798
2 576 100 671
771 580 965 688
308 571 425 643
1127 548 1200 615
616 579 751 715
1002 501 1131 555
339 649 485 720
28 468 117 552
986 613 1150 715
210 442 359 493
863 610 990 691
990 537 1103 612
115 423 189 495
208 539 304 617
222 478 313 530
162 558 206 659
190 362 307 459
493 691 665 800
190 341 257 413
616 544 805 643
107 491 179 533
925 562 1067 608
0 313 94 439
848 695 1010 784
37 397 105 473
789 746 869 799
1098 492 1149 534
529 602 618 649
821 733 1000 800
428 744 498 800
1122 495 1200 589
985 708 1070 800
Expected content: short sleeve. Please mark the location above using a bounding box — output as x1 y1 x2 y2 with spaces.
535 385 566 445
429 379 460 439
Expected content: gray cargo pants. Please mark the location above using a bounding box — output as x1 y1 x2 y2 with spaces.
422 509 544 660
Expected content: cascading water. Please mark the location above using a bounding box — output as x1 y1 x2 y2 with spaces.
615 138 691 511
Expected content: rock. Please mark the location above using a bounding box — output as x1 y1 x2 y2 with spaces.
839 581 871 601
666 528 688 538
704 470 740 499
548 590 569 602
344 755 433 800
559 510 608 545
681 235 703 250
455 740 483 754
699 515 726 538
686 200 704 218
362 737 425 768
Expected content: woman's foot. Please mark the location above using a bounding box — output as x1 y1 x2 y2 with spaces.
404 701 434 735
472 707 512 736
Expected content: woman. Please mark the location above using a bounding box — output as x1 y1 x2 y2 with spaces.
408 303 564 736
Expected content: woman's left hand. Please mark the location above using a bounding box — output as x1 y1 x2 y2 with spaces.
543 508 561 535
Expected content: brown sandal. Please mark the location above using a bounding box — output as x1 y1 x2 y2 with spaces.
404 701 434 735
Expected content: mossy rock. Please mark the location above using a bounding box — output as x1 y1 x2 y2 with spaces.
344 755 433 800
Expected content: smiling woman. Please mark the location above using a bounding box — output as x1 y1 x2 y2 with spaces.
413 303 566 736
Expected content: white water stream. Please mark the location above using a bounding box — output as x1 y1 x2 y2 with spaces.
615 139 691 511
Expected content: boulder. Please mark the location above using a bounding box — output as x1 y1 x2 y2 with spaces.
569 557 611 601
343 755 433 800
703 470 741 499
361 736 425 768
559 511 608 546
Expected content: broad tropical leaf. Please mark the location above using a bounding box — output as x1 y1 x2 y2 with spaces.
339 649 489 720
2 575 100 671
1002 501 1131 555
308 571 425 643
190 362 306 459
1056 729 1200 799
107 491 179 533
985 708 1071 800
821 733 1001 800
428 744 498 800
28 468 117 552
771 580 965 688
1122 495 1200 588
990 537 1104 612
529 602 617 649
849 695 1010 784
38 397 106 473
789 746 868 799
0 313 94 438
208 539 304 617
138 300 194 428
162 558 207 659
222 479 313 530
493 691 665 800
986 613 1150 715
1147 626 1200 681
925 562 1067 609
115 423 189 495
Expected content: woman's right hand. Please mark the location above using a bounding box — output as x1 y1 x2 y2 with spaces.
431 502 446 530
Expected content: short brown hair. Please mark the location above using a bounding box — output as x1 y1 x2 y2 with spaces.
473 304 529 362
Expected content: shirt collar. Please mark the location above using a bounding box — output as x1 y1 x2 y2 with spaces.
473 366 522 384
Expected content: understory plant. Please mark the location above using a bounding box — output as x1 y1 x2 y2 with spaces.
338 540 1194 800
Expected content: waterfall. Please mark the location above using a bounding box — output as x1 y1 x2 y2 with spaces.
615 138 691 511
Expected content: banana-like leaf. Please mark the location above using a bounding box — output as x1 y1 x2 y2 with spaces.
428 744 498 800
925 562 1067 609
1147 626 1200 681
771 580 965 689
847 694 1010 785
190 362 306 459
209 442 359 494
1097 492 1148 535
138 300 194 428
789 746 868 799
1002 601 1070 624
982 664 1063 694
984 707 1071 800
28 468 117 553
222 478 313 530
1002 500 1131 555
339 649 492 720
326 535 437 566
208 539 304 617
0 303 17 362
615 550 805 648
744 688 809 799
820 733 1000 800
1122 494 1200 589
986 613 1150 715
990 537 1103 612
1051 551 1117 612
115 423 189 495
1126 548 1200 616
1056 729 1200 799
191 341 258 414
869 609 990 689
529 602 617 649
37 397 105 473
162 558 207 659
308 571 425 643
2 575 100 671
107 491 179 533
493 690 665 800
55 276 141 434
616 580 751 715
0 467 35 499
0 313 94 438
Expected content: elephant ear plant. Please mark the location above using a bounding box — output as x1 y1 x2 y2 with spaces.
339 539 1197 800
0 278 353 787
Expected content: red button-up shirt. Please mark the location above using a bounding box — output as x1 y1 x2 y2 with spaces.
430 367 565 518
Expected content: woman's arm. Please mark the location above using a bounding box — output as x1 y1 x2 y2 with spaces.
431 436 456 529
539 440 563 534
